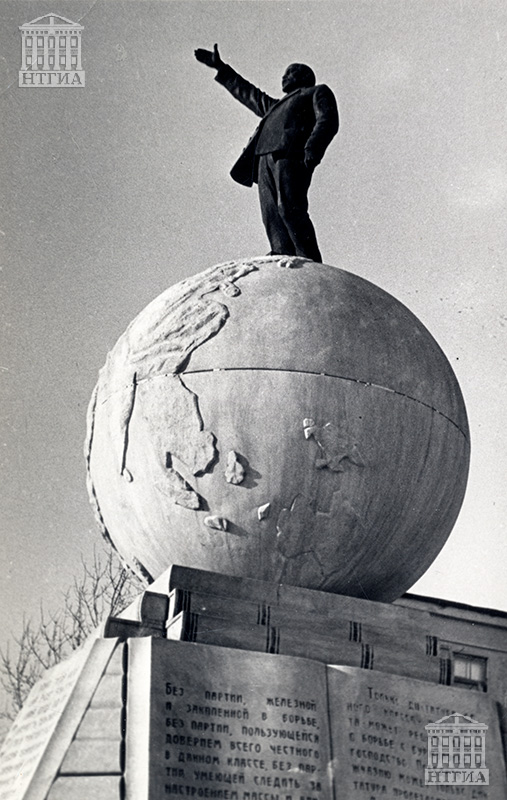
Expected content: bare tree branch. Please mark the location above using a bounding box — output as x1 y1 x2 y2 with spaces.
0 547 143 729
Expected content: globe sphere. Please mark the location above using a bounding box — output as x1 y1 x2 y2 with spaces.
85 257 470 602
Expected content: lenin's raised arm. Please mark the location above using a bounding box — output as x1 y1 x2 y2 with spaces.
195 45 278 118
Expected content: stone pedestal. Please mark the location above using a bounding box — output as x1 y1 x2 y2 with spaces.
1 566 506 800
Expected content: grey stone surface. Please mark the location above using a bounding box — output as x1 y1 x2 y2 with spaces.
46 775 121 799
0 638 118 800
3 574 507 799
157 565 435 626
87 258 470 601
165 606 442 683
123 637 506 799
59 739 121 776
126 638 331 800
224 450 246 485
327 667 507 799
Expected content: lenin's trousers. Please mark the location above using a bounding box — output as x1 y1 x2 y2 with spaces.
257 153 322 263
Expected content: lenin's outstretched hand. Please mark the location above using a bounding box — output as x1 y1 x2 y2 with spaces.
194 43 223 70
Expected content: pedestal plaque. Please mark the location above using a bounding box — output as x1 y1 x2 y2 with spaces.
125 637 507 800
126 639 332 800
327 667 507 799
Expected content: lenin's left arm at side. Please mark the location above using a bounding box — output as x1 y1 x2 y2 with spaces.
305 85 339 170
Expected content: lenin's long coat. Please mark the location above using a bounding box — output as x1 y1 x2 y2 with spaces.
215 64 339 187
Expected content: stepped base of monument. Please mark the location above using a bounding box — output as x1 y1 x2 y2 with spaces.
1 566 505 799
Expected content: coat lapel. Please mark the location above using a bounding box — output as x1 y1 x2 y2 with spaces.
263 87 302 119
230 89 304 187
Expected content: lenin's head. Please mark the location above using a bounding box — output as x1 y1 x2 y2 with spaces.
281 63 316 93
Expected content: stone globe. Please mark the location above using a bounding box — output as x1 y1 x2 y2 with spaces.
85 256 470 602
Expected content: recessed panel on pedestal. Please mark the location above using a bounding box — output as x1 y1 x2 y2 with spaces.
126 638 332 800
327 667 507 799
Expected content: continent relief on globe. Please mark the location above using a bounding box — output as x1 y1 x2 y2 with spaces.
85 256 469 602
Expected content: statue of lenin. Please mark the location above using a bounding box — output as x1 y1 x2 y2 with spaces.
195 44 339 263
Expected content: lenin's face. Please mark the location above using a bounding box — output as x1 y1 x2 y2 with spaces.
282 64 310 94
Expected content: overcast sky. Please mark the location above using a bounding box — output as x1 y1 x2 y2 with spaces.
1 0 507 652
